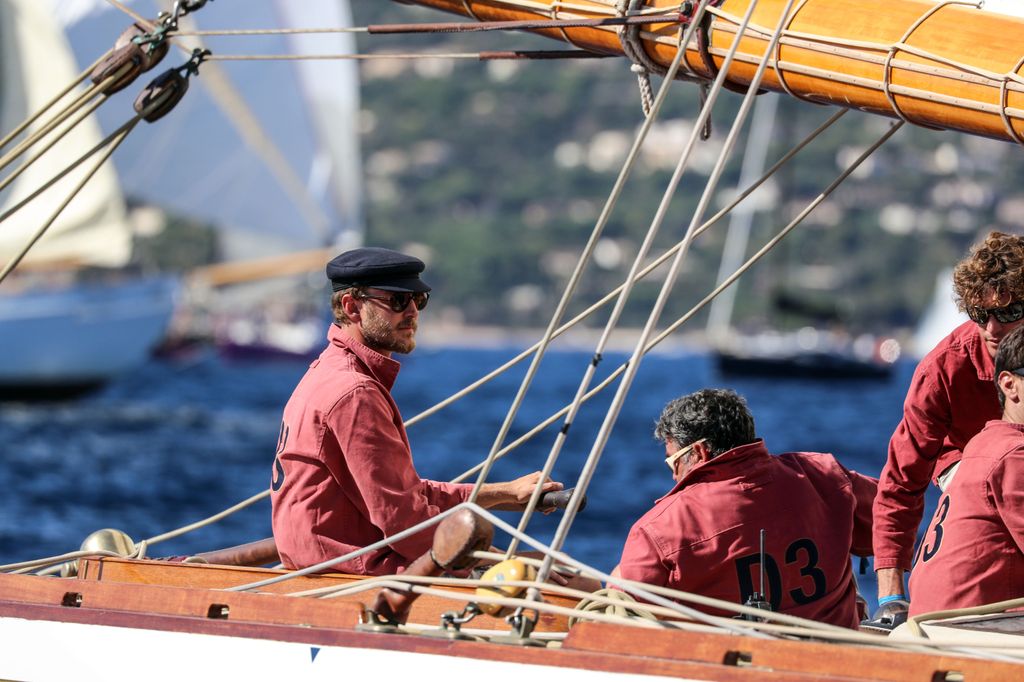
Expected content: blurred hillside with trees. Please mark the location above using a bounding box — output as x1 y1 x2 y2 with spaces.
350 2 1022 336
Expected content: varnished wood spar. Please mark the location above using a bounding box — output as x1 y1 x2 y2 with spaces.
393 0 1024 144
78 557 575 632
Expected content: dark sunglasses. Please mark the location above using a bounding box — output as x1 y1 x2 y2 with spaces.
356 291 429 313
966 300 1024 326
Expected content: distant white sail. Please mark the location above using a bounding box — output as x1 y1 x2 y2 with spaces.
0 0 132 268
274 0 364 248
913 268 966 358
50 0 116 27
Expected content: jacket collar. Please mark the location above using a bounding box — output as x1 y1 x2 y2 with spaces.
328 323 401 390
657 439 770 501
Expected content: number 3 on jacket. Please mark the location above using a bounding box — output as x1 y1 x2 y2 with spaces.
734 538 827 610
271 422 289 492
913 494 951 566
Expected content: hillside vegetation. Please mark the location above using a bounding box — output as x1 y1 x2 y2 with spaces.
349 2 1023 335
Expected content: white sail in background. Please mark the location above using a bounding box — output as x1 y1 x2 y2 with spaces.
0 0 132 269
913 268 966 358
275 0 364 248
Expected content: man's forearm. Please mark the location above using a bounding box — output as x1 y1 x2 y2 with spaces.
876 567 906 598
475 482 520 509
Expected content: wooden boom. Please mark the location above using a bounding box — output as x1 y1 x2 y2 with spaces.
394 0 1024 144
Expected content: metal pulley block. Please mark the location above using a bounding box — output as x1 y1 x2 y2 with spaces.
133 69 189 123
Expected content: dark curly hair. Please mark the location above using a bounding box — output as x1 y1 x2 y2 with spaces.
654 388 757 459
952 231 1024 311
995 325 1024 408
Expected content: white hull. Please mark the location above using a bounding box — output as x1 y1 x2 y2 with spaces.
0 276 178 394
0 615 686 682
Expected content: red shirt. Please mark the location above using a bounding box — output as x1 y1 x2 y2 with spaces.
616 441 877 628
873 321 1000 571
908 420 1024 616
270 324 472 574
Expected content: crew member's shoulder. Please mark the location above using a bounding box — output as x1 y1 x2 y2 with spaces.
921 321 980 366
775 451 849 483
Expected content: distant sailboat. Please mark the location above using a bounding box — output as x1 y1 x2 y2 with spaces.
0 0 178 399
208 0 365 361
706 95 897 381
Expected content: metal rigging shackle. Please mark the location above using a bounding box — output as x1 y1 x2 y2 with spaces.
88 0 214 96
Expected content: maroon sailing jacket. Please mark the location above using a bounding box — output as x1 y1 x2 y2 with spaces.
616 441 877 628
909 420 1024 616
271 324 472 574
873 321 1000 572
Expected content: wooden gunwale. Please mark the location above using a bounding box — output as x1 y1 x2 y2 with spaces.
2 568 1022 680
77 556 574 632
396 0 1024 144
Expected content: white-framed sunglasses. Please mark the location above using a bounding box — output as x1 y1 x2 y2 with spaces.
665 439 706 471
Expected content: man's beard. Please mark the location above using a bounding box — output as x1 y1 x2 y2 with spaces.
362 305 416 354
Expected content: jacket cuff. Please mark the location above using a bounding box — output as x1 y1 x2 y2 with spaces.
872 557 910 572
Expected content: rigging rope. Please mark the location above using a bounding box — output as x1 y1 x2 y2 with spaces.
468 0 714 517
0 115 142 284
0 52 109 156
533 0 765 592
500 0 717 551
0 97 108 197
0 67 125 175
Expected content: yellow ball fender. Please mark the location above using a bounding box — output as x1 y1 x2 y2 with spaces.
474 558 537 617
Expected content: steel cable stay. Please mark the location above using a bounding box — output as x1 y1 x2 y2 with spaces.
469 0 716 523
500 0 731 557
531 120 902 580
530 0 766 597
508 0 788 562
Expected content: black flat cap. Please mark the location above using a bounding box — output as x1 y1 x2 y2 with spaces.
326 247 431 293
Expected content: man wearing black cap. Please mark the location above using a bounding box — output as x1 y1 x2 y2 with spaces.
271 247 561 574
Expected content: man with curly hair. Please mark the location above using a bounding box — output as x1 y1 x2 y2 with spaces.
908 324 1024 615
873 231 1024 621
613 389 877 628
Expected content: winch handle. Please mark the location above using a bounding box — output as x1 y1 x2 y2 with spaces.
540 487 587 512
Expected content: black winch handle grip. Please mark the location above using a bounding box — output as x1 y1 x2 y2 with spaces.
539 487 587 512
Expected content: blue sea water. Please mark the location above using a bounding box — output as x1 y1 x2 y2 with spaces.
0 346 929 610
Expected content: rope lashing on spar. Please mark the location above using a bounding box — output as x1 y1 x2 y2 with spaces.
613 1 713 118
